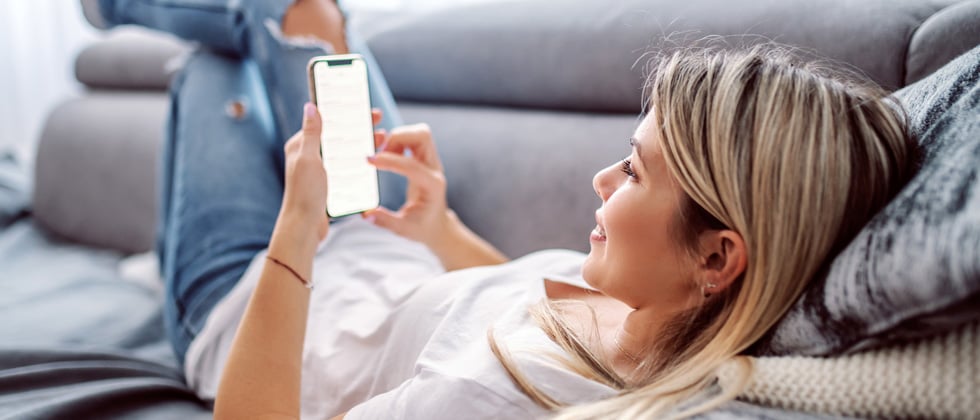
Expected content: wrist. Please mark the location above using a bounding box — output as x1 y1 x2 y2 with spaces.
426 209 507 271
427 209 462 252
266 215 320 289
271 209 322 253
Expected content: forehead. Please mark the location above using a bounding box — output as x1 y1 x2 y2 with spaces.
632 114 660 151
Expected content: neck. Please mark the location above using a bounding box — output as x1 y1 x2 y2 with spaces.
605 307 669 377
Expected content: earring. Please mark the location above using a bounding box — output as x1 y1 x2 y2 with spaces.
702 282 717 298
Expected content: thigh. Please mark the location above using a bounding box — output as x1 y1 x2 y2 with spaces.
159 50 283 363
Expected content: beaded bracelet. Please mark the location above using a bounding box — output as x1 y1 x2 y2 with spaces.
266 255 313 289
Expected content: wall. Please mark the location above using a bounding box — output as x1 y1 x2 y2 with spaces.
0 1 100 169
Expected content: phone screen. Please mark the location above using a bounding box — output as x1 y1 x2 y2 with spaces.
311 56 380 217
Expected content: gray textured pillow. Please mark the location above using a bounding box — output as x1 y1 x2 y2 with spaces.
755 45 980 356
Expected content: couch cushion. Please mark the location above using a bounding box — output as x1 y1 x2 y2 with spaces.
365 0 968 113
400 104 638 258
33 92 168 254
756 45 980 356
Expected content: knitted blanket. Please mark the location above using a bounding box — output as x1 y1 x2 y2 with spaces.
723 320 979 419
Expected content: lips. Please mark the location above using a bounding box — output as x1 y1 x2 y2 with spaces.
591 210 607 242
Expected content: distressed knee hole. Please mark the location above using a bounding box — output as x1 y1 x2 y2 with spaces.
225 98 248 120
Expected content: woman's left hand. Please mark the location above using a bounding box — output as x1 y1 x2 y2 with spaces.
278 103 385 243
279 103 329 242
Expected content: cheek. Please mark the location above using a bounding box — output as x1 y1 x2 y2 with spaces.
605 199 668 281
585 189 695 306
608 185 671 252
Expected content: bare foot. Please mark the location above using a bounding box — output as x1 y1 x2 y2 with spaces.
281 0 349 54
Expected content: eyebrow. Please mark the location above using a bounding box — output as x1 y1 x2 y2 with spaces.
629 137 644 164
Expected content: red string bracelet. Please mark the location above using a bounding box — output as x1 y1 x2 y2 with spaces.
266 255 313 289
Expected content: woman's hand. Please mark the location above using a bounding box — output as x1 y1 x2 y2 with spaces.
279 103 385 243
279 103 330 242
362 124 452 249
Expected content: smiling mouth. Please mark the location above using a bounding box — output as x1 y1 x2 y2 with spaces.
592 210 607 242
590 225 606 242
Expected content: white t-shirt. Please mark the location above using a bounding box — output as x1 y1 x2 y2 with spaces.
185 218 615 419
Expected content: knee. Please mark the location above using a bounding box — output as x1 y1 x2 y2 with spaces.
278 0 349 54
169 52 265 125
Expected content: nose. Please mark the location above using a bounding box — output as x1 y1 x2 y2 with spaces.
592 162 619 202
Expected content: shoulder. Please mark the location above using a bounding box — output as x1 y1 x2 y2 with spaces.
412 306 615 413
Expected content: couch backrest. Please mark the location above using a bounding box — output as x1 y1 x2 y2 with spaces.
35 0 980 254
364 0 980 113
369 0 980 256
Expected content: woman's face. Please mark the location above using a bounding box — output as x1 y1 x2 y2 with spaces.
582 114 698 310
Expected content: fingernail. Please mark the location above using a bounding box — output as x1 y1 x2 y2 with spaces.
304 102 316 118
364 215 376 224
366 155 376 163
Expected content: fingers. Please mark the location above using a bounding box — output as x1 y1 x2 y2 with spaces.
372 108 383 126
368 151 444 191
374 129 389 150
383 124 442 169
362 207 402 233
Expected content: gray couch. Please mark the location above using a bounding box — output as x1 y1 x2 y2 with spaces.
36 0 980 258
2 0 978 418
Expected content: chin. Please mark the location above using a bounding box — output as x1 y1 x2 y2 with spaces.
580 253 603 290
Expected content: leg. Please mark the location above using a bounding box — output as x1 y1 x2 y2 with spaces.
99 0 406 208
96 0 292 56
158 51 282 363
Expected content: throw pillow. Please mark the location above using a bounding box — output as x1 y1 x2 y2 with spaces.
754 45 980 356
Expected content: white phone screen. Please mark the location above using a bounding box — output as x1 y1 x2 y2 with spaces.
312 56 380 217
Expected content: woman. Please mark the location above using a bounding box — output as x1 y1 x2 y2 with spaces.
96 0 917 418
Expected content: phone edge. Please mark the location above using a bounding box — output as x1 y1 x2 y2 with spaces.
308 54 382 219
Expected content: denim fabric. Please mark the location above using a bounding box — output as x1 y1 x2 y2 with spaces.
99 0 405 363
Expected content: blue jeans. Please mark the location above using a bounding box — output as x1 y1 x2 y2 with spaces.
98 0 406 365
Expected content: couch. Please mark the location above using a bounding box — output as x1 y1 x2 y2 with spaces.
1 0 978 418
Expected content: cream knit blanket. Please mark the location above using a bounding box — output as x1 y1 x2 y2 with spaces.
720 320 980 419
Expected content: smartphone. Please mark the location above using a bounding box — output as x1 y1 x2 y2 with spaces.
307 54 380 218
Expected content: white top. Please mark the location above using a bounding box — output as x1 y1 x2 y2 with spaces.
185 218 615 419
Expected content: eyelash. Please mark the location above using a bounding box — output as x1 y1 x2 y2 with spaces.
621 158 637 179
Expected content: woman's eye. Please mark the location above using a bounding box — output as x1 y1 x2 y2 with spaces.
620 159 637 179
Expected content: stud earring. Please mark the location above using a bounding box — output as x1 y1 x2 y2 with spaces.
702 282 717 298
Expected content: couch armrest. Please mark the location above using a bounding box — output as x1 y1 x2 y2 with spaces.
33 93 168 254
75 28 190 91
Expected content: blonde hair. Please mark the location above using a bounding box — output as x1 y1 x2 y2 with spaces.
490 43 918 418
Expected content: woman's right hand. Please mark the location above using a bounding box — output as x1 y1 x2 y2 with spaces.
363 124 452 249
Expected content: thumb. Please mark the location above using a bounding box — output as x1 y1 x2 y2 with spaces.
302 102 322 153
363 207 402 234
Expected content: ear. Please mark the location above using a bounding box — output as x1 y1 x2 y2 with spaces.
696 230 747 296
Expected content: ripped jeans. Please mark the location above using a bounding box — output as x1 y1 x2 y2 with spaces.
97 0 405 364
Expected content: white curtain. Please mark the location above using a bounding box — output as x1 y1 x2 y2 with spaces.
0 1 100 168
